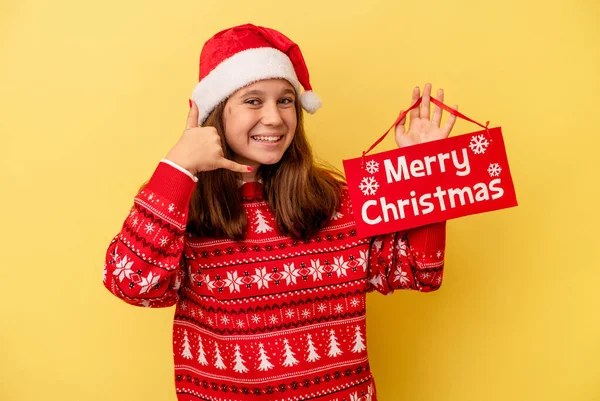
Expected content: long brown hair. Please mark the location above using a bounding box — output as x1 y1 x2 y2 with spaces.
187 98 345 241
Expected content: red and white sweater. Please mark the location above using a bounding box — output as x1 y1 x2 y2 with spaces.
103 161 446 401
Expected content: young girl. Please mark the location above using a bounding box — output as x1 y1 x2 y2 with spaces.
104 23 456 401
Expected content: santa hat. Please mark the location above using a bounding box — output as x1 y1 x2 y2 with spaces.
191 23 322 125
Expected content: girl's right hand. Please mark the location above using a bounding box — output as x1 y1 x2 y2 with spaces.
164 100 253 176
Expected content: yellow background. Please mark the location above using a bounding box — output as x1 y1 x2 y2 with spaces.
1 0 599 400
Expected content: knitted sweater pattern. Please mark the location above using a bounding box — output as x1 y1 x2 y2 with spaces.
103 162 446 401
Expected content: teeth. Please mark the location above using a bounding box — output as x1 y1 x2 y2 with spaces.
252 136 282 142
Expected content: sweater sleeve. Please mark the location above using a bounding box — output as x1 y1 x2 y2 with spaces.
102 161 197 307
366 221 446 295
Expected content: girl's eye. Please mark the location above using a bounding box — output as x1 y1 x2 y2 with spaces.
279 98 294 105
245 99 261 105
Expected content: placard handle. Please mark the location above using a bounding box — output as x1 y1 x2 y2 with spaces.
361 96 491 167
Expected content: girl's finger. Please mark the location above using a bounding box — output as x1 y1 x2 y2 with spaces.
186 99 199 130
408 86 420 128
420 83 432 120
442 104 458 136
217 157 254 173
432 88 444 127
394 110 406 135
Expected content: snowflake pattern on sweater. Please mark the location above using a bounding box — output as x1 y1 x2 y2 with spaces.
104 161 446 401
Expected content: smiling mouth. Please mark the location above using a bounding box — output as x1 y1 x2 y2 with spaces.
251 135 284 143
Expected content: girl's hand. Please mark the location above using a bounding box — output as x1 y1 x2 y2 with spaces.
164 100 252 175
394 83 458 148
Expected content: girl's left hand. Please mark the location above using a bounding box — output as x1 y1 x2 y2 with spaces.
395 83 458 148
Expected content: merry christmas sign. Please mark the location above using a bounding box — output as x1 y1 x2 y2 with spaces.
343 100 518 238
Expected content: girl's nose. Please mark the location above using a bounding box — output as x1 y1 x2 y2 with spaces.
261 102 284 126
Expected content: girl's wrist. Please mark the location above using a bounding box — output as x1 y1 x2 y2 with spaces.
161 158 198 179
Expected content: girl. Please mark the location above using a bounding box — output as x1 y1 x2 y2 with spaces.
104 23 456 401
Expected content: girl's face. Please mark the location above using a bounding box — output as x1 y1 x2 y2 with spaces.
223 79 298 177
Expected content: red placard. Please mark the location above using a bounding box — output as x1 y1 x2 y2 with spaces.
342 98 518 238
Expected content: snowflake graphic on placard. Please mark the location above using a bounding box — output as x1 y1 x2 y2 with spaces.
488 163 502 177
359 177 379 196
469 134 489 155
365 160 379 174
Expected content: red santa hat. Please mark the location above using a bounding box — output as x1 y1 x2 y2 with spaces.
191 23 322 125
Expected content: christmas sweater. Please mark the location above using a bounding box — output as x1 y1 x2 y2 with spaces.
103 161 446 401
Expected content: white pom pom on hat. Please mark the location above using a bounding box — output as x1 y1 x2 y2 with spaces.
191 24 322 125
300 90 322 114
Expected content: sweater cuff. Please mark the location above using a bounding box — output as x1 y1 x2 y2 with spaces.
144 161 197 211
406 221 447 251
160 158 198 182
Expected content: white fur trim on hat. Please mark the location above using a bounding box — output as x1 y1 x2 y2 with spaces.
192 47 302 125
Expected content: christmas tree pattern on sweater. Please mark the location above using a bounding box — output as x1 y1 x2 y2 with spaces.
104 161 446 401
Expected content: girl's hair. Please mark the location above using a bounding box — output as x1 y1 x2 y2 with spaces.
187 97 345 241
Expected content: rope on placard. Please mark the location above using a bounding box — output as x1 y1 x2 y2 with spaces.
429 97 491 138
361 96 491 169
361 97 422 168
